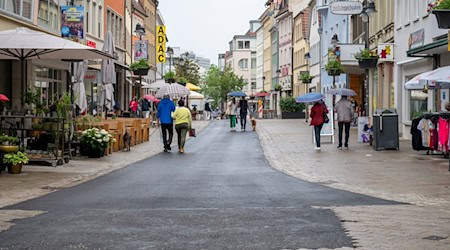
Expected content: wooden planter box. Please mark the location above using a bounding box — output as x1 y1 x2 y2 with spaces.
432 10 450 29
281 111 306 119
358 58 378 69
327 70 342 76
133 68 150 76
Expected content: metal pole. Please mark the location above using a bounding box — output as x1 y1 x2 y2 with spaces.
364 12 370 116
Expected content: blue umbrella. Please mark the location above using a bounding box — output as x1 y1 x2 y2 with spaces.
296 93 326 103
228 91 247 97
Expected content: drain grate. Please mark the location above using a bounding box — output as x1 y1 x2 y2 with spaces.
422 235 448 241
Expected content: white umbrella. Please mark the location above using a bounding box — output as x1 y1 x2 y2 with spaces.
326 88 356 96
0 27 114 105
101 31 116 111
72 60 88 113
417 66 450 89
143 79 169 89
189 90 205 100
155 83 190 99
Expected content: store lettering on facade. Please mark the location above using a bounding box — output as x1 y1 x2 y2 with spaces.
330 1 363 15
156 25 166 63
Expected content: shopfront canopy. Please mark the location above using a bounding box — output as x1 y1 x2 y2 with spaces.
405 66 450 90
0 27 114 60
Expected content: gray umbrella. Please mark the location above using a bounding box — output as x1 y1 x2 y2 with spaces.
101 31 116 111
72 60 88 113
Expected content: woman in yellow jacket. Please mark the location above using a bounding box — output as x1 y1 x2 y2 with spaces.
171 99 192 153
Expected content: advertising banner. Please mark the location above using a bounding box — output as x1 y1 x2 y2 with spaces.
61 6 84 42
135 40 149 61
156 25 166 63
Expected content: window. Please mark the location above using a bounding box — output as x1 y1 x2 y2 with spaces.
107 9 124 47
34 66 63 107
244 41 250 49
238 41 244 49
238 59 248 70
98 6 102 38
38 0 61 31
409 90 428 120
86 0 89 33
251 58 256 69
1 0 32 19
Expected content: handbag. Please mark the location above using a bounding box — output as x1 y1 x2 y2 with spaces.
189 128 196 137
323 113 330 123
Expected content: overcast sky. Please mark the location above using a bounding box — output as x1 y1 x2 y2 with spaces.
158 0 267 66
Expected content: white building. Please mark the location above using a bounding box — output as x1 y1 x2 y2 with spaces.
395 0 450 138
256 24 264 93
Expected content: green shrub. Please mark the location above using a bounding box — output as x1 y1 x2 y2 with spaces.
280 97 306 113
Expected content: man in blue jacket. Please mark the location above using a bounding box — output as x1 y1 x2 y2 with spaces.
157 95 176 152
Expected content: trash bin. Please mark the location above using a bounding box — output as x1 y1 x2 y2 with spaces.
373 109 399 151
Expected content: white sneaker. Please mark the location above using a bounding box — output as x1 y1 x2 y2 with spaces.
314 147 321 150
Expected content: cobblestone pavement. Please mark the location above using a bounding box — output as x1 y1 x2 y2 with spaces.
257 119 450 249
0 120 210 231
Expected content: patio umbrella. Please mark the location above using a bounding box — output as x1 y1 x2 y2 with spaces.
186 82 201 91
101 31 116 112
228 91 247 97
72 60 88 113
143 79 169 89
0 27 114 105
255 92 270 97
189 90 205 100
143 94 159 102
296 93 326 103
327 88 356 96
155 83 190 99
0 94 9 102
417 66 450 89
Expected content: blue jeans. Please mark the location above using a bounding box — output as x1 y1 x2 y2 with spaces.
314 124 323 147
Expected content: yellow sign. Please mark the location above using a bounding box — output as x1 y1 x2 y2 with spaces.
448 31 450 52
156 25 166 63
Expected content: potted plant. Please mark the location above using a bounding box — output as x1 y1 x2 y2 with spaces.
3 151 29 174
164 71 176 83
130 59 150 76
56 93 72 119
23 88 39 114
80 128 116 158
274 83 283 92
325 59 344 76
429 0 450 29
280 97 306 119
300 72 313 84
355 48 379 68
0 135 19 153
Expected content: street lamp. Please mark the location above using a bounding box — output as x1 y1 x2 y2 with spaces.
167 46 174 73
360 0 377 116
134 23 146 100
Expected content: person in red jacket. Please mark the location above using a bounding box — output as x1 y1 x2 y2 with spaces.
310 100 329 150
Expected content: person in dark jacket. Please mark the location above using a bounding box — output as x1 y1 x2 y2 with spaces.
157 95 176 152
310 100 328 150
239 97 249 131
141 98 150 118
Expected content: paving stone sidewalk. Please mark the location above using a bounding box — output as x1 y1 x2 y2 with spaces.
257 119 450 249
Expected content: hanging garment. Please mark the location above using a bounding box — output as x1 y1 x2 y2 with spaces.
438 117 449 152
411 117 428 151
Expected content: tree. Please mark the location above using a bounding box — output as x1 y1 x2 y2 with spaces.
173 52 201 85
202 65 246 109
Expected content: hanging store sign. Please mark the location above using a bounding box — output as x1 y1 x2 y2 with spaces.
135 40 148 61
409 29 425 50
156 25 166 63
378 43 395 62
330 1 363 15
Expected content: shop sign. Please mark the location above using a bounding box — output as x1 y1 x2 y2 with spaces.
156 26 166 63
84 70 97 83
330 1 363 15
409 29 425 50
378 43 395 62
61 6 85 42
86 40 96 48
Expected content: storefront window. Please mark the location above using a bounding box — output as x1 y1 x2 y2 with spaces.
0 0 33 19
34 66 63 108
409 90 428 120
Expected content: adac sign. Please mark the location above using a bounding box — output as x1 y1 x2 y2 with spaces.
330 1 363 15
156 26 166 63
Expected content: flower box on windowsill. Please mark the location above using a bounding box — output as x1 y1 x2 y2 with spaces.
432 10 450 29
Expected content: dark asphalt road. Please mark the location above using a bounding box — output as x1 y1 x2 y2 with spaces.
0 121 399 249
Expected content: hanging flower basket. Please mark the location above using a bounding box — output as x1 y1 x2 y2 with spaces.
358 58 378 69
432 10 450 29
133 68 150 76
327 69 342 76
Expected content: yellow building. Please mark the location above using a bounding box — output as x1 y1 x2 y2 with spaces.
292 7 310 98
260 2 275 109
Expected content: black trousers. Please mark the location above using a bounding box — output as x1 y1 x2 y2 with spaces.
240 113 247 129
338 122 351 147
161 124 173 149
314 124 323 147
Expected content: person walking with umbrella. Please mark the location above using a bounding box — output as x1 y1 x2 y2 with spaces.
171 99 192 153
157 94 176 152
227 97 238 132
239 97 249 131
310 100 329 150
334 95 354 149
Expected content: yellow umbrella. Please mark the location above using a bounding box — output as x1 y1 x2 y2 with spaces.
186 82 201 91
